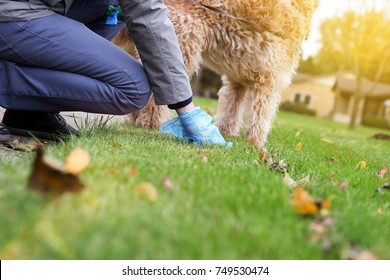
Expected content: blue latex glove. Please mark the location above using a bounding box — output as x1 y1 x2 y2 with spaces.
160 107 232 147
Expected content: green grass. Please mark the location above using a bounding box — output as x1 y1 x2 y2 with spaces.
1 97 389 260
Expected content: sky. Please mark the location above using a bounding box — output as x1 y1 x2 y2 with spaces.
301 0 390 59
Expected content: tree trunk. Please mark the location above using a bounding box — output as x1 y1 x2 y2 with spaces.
349 74 364 129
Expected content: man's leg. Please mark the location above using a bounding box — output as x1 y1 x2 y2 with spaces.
0 13 151 138
0 13 151 113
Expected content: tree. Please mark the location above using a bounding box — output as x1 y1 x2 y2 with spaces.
300 1 390 128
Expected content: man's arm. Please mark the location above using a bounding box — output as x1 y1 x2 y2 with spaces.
118 0 193 110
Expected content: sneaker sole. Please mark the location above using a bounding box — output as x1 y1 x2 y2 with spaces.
0 134 11 142
3 125 70 141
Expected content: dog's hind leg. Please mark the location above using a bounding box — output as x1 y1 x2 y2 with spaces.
129 95 171 129
215 76 246 137
242 82 281 148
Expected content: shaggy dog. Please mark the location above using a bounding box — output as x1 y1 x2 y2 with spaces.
113 0 318 147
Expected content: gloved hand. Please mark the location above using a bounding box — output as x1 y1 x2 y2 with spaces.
160 107 232 147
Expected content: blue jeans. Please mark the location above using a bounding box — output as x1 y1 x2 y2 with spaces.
0 1 152 115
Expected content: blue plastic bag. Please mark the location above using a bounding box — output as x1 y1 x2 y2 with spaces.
106 10 119 26
160 107 232 147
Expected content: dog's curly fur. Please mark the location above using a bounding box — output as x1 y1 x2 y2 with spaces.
113 0 318 147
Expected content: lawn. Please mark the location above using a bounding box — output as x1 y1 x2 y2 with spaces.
1 97 389 260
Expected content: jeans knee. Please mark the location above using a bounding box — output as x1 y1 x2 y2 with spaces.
133 88 152 110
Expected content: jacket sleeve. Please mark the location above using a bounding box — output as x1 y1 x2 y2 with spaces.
118 0 192 105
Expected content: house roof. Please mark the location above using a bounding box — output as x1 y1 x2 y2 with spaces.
292 73 336 87
333 75 390 97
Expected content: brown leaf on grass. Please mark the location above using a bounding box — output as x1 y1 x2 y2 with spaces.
135 182 158 201
292 186 331 216
162 176 177 191
284 171 297 188
104 168 118 175
63 148 90 175
112 142 122 148
354 251 379 260
329 173 336 185
295 143 302 153
200 155 208 163
27 146 85 196
310 217 334 235
377 207 384 215
186 149 211 154
338 179 347 191
5 139 37 152
295 129 303 137
310 216 335 250
321 138 334 144
342 244 379 260
377 165 387 179
259 150 288 172
356 160 367 169
269 159 288 172
283 172 310 188
124 166 138 176
376 183 390 195
258 148 267 161
326 157 338 162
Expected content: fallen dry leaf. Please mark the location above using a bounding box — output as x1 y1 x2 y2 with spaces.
295 129 303 137
162 177 176 191
135 182 158 201
296 143 302 153
27 146 85 196
377 207 384 215
283 172 310 188
104 168 118 175
329 173 336 185
269 159 288 172
326 157 338 162
292 186 331 216
260 150 287 172
63 148 90 175
5 139 37 152
284 171 297 188
321 138 334 144
259 148 267 161
376 183 390 195
342 244 379 260
356 161 367 169
112 142 122 148
310 217 334 235
377 165 387 179
354 251 379 260
297 175 311 186
125 166 138 176
338 179 347 191
200 155 208 163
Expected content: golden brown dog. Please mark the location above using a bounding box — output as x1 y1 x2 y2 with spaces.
113 0 318 147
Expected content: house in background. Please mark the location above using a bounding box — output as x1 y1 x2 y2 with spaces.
281 73 336 118
332 74 390 125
